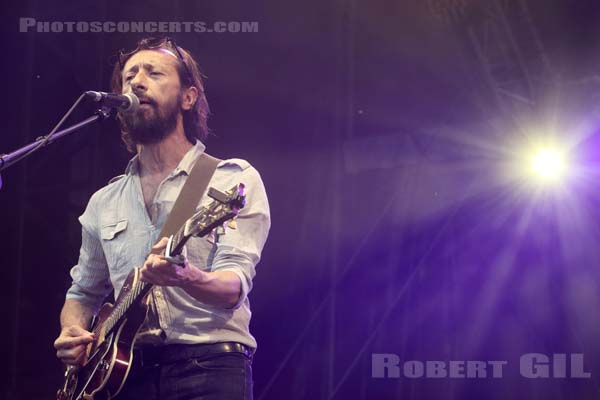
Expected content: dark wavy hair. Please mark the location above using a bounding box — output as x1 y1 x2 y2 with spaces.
110 37 210 152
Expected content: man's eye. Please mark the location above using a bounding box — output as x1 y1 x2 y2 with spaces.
151 72 162 76
124 76 133 82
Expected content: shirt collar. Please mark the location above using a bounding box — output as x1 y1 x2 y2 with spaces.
124 140 206 176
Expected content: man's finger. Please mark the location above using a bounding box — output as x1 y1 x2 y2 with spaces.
55 334 94 349
140 268 161 284
57 344 86 361
152 237 169 250
64 325 92 336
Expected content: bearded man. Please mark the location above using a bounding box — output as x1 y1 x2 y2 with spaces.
53 37 270 400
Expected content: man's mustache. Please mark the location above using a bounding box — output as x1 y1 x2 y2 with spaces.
134 94 157 107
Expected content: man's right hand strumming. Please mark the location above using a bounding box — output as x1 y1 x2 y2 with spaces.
54 326 95 366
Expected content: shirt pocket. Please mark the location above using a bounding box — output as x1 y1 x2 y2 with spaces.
100 219 128 270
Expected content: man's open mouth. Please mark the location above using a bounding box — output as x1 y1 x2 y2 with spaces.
136 96 154 106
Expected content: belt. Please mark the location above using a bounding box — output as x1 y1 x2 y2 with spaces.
132 342 254 368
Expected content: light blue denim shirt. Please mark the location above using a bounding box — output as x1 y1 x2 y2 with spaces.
66 141 270 349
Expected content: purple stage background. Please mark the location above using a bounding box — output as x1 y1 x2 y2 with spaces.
3 1 600 399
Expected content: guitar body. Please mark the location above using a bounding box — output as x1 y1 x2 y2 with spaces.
58 269 148 400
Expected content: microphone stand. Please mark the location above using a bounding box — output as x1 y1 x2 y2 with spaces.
0 107 111 190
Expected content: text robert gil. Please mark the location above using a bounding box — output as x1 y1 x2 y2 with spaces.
372 353 590 379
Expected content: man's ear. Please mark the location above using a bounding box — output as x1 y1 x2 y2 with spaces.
181 86 198 111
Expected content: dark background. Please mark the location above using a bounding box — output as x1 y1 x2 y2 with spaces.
3 1 600 399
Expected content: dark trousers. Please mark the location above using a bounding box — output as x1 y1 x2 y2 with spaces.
115 352 253 400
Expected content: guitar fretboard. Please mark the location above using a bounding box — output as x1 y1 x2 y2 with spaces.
94 189 240 338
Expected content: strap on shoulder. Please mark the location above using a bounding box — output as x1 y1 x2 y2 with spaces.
155 152 221 247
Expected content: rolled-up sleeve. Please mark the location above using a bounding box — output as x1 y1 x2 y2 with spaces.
66 192 113 314
211 166 271 309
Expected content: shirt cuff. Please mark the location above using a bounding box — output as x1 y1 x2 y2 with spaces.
214 267 250 309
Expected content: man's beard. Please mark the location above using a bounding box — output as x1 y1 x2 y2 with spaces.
121 93 182 146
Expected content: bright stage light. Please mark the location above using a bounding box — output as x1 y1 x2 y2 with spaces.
529 148 567 182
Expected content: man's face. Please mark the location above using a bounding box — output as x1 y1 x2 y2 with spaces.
120 49 184 145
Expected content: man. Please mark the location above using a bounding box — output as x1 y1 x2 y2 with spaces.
53 37 270 400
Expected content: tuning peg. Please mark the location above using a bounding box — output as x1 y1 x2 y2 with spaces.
227 220 237 230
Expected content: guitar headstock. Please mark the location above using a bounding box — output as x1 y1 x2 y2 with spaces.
184 183 246 238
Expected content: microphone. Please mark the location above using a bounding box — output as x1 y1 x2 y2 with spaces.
85 91 139 113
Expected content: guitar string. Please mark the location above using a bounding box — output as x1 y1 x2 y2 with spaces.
91 184 241 342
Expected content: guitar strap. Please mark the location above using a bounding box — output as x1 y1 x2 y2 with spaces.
151 151 221 254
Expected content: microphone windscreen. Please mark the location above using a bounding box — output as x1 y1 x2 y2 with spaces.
123 93 139 113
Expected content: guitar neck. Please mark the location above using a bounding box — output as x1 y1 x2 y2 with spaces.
96 223 192 337
167 221 193 257
94 184 244 338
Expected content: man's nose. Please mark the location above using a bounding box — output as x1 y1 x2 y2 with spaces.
130 73 148 92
